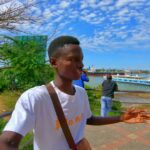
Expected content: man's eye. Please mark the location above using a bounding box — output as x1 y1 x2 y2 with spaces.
67 57 81 62
67 58 75 61
71 58 78 62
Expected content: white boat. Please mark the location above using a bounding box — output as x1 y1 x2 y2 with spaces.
112 74 150 86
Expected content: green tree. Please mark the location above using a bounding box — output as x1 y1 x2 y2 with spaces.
0 36 54 91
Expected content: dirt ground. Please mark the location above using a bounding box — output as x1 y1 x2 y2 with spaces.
0 95 8 114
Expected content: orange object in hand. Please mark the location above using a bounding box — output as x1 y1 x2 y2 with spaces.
121 108 150 123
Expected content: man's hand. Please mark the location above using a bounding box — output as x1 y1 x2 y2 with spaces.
121 108 150 123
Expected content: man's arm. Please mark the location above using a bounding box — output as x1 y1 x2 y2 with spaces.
114 82 118 91
0 131 22 150
87 115 122 125
87 109 150 125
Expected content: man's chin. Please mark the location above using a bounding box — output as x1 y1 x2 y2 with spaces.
72 72 82 80
73 76 81 80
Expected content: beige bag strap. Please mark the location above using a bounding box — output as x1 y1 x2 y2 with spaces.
46 84 77 150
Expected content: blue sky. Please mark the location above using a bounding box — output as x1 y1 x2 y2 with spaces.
1 0 150 70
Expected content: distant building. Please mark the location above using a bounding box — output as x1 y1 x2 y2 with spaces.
88 66 96 72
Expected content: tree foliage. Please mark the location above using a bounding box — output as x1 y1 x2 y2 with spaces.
0 36 54 91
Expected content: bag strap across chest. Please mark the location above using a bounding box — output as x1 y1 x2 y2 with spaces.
46 84 77 150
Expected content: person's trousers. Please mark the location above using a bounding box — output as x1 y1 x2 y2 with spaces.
100 96 112 117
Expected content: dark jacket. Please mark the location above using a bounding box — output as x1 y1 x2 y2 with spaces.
102 80 118 98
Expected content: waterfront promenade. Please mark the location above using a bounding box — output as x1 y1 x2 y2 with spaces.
85 122 150 150
85 92 150 150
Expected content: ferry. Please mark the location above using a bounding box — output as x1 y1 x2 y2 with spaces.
112 74 150 86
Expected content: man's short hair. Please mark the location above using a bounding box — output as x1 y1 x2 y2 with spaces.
48 35 80 58
107 74 112 80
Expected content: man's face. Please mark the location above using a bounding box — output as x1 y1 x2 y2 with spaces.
52 44 84 81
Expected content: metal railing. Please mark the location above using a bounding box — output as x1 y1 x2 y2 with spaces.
0 111 12 119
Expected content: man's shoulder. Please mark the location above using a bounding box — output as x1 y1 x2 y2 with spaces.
111 80 117 85
102 80 109 84
74 86 88 101
25 85 46 94
74 85 86 93
20 85 48 103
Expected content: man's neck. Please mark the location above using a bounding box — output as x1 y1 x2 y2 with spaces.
53 79 75 95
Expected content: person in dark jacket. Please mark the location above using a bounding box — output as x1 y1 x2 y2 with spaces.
73 70 89 88
101 74 118 117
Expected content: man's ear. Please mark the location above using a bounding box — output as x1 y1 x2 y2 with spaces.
50 57 57 68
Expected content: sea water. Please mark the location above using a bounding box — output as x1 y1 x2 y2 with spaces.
86 76 150 92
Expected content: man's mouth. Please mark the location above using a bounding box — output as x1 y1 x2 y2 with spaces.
76 68 82 74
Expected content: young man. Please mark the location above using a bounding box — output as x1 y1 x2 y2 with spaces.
101 74 118 117
0 36 149 150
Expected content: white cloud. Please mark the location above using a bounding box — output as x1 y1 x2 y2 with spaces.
116 0 130 7
1 0 149 53
29 6 42 16
43 9 53 18
53 16 64 23
99 0 113 6
117 8 129 16
59 1 70 9
88 0 96 4
80 1 88 9
68 10 79 19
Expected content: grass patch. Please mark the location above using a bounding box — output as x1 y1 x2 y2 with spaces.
0 119 7 134
86 85 101 116
86 86 122 116
20 132 33 150
0 90 33 149
109 101 122 116
0 90 21 111
108 111 121 116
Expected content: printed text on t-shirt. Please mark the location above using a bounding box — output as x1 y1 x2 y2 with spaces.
55 113 83 130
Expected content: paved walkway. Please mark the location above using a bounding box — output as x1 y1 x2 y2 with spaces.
85 122 150 150
115 92 150 104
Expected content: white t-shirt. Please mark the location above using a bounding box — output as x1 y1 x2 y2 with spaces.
4 81 92 150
